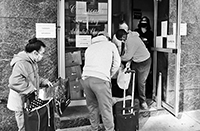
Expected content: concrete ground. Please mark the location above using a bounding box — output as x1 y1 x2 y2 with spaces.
139 110 200 131
57 109 200 131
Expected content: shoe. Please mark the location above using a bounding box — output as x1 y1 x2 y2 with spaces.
140 102 149 110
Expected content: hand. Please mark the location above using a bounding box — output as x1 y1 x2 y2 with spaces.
46 81 53 88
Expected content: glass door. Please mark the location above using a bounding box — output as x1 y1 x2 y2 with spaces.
58 0 112 105
153 0 181 117
58 0 111 79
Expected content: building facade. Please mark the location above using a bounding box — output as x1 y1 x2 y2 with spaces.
0 0 200 130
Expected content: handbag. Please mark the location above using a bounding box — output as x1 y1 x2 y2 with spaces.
23 93 55 131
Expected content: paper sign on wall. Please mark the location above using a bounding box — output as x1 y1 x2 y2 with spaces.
76 35 91 47
36 23 56 38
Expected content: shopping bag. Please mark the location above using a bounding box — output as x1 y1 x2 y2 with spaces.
53 78 70 116
117 66 131 90
24 98 55 131
38 77 70 116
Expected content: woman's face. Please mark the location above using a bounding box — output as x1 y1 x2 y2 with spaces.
140 22 148 33
33 47 45 62
141 27 147 33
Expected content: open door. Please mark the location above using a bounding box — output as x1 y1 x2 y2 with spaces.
152 0 182 117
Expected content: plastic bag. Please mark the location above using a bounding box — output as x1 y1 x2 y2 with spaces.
117 66 131 90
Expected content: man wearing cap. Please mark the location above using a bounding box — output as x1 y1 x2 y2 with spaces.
115 29 151 110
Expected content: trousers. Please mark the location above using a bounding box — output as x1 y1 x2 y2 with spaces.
128 57 151 103
82 77 114 131
15 111 25 131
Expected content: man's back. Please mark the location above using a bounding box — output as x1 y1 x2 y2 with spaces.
82 35 121 82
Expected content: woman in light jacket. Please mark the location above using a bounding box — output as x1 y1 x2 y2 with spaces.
7 37 53 131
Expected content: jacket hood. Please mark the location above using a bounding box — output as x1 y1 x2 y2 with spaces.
10 51 33 67
91 35 109 44
128 31 140 37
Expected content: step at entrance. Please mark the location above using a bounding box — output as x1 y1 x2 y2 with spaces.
57 99 169 131
59 105 90 129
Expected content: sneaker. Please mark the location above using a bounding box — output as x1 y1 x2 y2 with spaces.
140 102 149 110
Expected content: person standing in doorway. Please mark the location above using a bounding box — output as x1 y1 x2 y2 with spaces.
116 29 151 110
134 16 154 98
134 16 153 53
81 25 121 131
7 37 53 131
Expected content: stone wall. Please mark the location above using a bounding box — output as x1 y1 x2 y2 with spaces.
0 0 57 130
179 0 200 111
168 0 200 111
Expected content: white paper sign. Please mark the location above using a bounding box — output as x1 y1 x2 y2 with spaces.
36 23 56 38
76 35 91 47
167 35 176 48
156 36 163 48
161 21 168 37
98 3 107 14
173 23 187 36
76 1 86 14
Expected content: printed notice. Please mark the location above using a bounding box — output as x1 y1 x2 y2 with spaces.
76 35 91 47
76 1 86 14
161 21 168 37
173 23 187 36
98 3 107 14
36 23 56 38
167 35 176 48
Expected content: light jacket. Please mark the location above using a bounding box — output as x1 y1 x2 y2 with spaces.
82 35 121 82
121 31 150 63
112 34 122 54
7 51 49 111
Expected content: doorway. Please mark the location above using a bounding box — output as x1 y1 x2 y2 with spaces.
111 0 155 102
111 0 181 117
57 0 182 116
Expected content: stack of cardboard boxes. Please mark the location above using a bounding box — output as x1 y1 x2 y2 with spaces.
65 50 85 100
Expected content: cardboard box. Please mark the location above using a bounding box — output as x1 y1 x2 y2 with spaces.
69 79 84 100
65 51 82 67
66 65 82 81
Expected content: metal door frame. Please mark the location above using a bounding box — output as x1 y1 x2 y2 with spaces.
153 0 182 117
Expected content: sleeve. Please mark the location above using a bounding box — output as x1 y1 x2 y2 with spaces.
110 44 121 77
121 35 141 61
39 77 50 87
8 62 36 95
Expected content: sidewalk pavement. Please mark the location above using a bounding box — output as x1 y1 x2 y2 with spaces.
139 109 200 131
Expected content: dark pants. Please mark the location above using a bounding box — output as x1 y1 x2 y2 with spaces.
127 57 151 103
